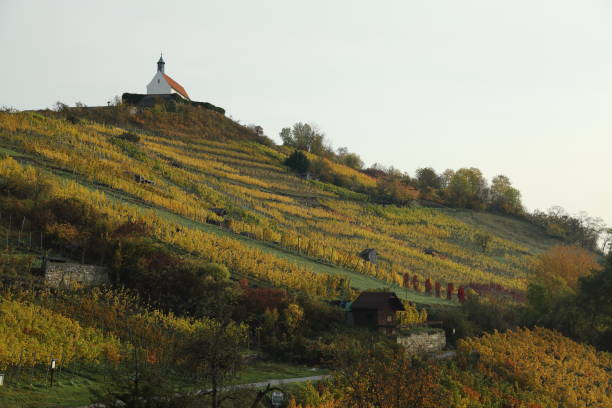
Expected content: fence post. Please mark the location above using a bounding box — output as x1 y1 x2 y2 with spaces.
6 215 11 250
30 352 36 385
16 349 23 382
18 217 25 246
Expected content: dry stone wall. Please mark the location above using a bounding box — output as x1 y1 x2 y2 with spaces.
397 328 446 355
44 261 110 288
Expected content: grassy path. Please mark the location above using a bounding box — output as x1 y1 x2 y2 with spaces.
123 192 454 305
3 144 454 306
118 195 455 305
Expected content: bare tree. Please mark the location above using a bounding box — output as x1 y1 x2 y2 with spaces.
179 320 247 408
601 228 612 254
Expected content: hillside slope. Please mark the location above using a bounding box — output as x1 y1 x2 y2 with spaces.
0 106 561 302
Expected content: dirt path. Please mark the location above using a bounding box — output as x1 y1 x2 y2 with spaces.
75 375 332 407
216 374 331 392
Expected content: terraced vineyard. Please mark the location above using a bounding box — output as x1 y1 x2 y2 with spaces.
0 107 560 302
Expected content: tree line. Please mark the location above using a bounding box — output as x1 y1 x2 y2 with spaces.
280 122 609 252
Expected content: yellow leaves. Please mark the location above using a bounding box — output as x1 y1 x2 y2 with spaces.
283 303 304 334
0 286 251 370
458 327 612 407
159 222 337 295
397 304 427 325
287 398 341 408
533 245 602 291
224 184 295 204
304 152 377 189
46 222 80 242
0 110 540 294
0 299 121 369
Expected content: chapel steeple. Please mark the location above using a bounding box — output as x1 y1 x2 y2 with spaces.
157 54 165 73
146 53 191 100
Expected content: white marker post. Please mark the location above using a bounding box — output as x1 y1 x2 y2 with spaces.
271 390 284 407
50 359 57 387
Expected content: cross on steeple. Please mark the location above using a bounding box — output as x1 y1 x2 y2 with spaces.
157 53 165 73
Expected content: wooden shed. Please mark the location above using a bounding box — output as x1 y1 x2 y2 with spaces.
359 248 378 264
351 291 405 335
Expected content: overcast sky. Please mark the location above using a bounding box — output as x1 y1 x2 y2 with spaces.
1 1 611 226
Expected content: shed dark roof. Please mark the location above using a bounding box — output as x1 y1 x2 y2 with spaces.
351 292 405 311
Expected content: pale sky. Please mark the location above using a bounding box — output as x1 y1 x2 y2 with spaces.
1 1 611 227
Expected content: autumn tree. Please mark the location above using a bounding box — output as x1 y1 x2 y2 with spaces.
403 273 410 288
415 167 441 192
92 314 197 408
308 157 334 182
373 176 415 205
333 345 450 407
489 175 523 215
280 123 331 156
282 303 304 337
424 278 433 295
457 286 466 303
443 167 488 210
528 207 604 251
434 281 441 297
178 319 248 408
412 274 420 291
336 147 364 169
31 197 113 263
525 245 604 336
533 245 602 293
439 169 455 189
447 283 454 300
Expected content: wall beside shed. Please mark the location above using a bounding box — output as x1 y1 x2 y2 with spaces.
44 261 110 288
397 328 446 356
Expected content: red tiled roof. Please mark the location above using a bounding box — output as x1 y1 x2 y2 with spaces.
163 74 190 100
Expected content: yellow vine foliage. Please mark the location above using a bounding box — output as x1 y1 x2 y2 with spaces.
0 157 344 296
0 110 539 293
0 299 121 370
533 245 602 291
1 286 247 369
287 400 340 408
458 327 612 408
397 303 428 325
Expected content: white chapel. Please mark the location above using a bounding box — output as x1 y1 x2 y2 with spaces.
146 55 191 101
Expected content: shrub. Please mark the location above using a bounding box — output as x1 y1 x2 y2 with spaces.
198 262 230 281
371 177 415 205
284 150 310 174
117 132 141 143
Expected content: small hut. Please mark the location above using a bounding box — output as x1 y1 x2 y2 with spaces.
210 208 228 217
350 291 405 335
359 248 378 264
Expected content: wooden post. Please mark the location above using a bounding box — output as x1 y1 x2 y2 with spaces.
30 352 36 385
6 215 11 250
18 217 25 246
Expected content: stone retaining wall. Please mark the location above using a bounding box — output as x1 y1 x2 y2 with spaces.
44 261 110 288
397 329 446 355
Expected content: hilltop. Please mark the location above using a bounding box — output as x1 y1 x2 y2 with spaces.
1 102 610 408
0 103 564 303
